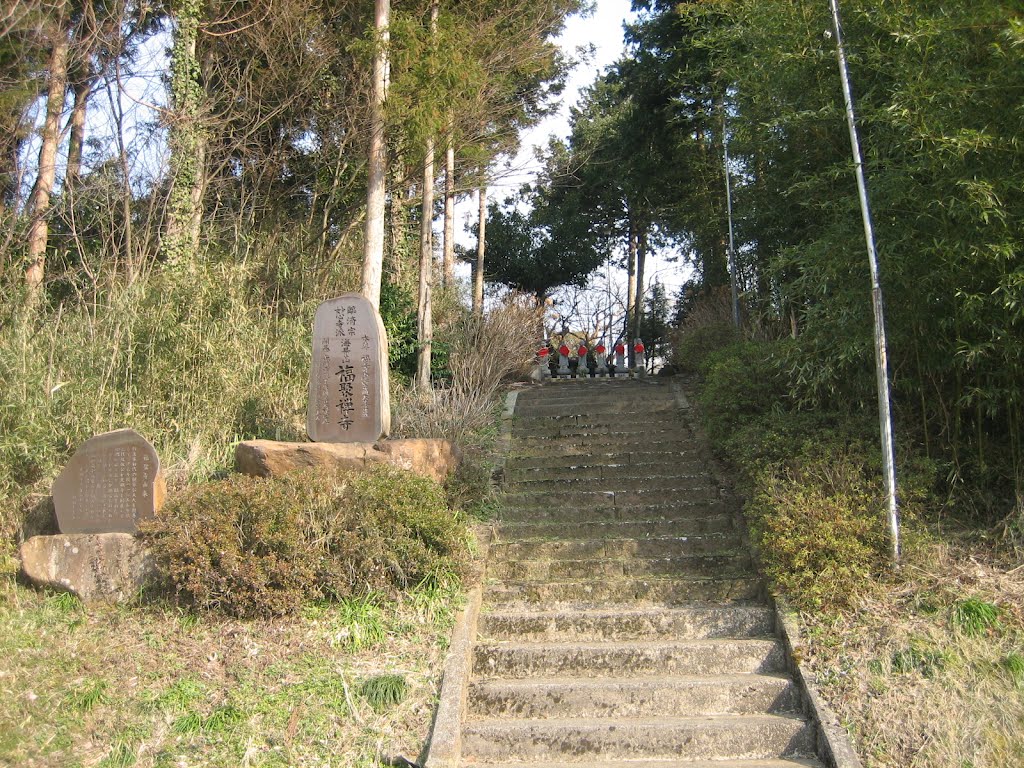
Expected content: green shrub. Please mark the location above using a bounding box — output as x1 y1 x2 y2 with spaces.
744 442 891 610
142 473 322 617
333 465 471 594
698 340 788 445
142 466 470 618
671 320 740 373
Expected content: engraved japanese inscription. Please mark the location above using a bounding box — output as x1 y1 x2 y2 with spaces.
52 429 165 535
307 293 391 443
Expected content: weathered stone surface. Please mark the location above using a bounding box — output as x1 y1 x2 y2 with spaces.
234 438 461 484
307 293 391 443
52 429 166 535
19 533 153 603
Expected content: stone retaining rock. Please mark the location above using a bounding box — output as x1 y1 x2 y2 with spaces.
19 533 153 603
234 438 461 484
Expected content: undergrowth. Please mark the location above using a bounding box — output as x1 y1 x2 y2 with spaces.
0 264 313 557
0 571 460 767
686 332 1024 766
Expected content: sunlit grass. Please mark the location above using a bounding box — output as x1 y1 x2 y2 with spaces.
0 576 458 767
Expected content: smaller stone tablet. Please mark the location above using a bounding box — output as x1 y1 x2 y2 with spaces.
52 429 165 535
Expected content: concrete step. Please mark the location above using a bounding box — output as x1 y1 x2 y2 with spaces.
508 450 706 470
515 384 659 400
508 473 708 492
496 515 737 541
478 606 776 642
508 461 709 483
467 673 801 718
498 500 730 524
512 411 681 426
473 638 786 679
487 553 752 582
513 397 677 410
484 577 763 607
489 535 743 562
502 487 722 510
463 759 825 768
513 423 690 439
513 436 697 453
461 714 816 762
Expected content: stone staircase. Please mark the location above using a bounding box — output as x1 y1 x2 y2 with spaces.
458 379 826 768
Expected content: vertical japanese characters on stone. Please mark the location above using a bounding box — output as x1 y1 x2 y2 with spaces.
51 429 166 535
307 293 391 443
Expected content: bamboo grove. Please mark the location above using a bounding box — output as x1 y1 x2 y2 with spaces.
497 0 1022 516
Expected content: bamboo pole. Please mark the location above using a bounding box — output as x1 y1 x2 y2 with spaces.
829 0 901 563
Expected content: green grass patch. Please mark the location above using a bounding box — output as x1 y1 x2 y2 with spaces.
1003 653 1024 687
951 598 1001 636
0 573 457 766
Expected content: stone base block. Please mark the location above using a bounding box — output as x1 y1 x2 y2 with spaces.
19 533 153 603
234 438 461 484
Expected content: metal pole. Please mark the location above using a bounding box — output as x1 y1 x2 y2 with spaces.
723 112 741 329
828 0 901 563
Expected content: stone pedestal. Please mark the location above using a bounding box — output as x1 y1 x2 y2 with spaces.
235 438 461 484
19 533 153 603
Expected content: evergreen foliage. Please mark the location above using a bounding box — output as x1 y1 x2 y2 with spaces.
550 0 1023 515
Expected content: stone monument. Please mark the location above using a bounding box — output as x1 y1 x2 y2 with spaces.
236 293 458 483
21 428 164 602
307 293 390 442
51 428 165 535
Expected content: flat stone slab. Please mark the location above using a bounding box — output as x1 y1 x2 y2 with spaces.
473 638 786 679
478 605 776 643
468 673 800 718
234 438 460 484
463 759 825 768
19 533 153 603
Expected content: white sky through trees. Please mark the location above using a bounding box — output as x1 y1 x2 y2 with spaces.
459 0 692 325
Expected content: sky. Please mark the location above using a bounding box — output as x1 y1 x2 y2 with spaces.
490 0 638 196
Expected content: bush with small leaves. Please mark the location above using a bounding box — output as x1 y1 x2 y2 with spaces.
142 466 470 618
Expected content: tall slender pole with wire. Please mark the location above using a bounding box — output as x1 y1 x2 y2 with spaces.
723 112 741 329
828 0 901 563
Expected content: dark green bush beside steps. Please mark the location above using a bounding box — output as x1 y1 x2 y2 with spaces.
684 335 941 612
141 465 471 619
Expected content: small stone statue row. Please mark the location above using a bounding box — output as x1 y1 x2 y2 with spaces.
535 340 647 380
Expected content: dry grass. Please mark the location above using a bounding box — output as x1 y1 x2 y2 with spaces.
0 575 462 767
393 295 542 447
799 540 1024 767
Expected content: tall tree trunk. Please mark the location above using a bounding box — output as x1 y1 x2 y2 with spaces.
65 76 90 189
634 223 647 341
442 116 455 289
25 10 71 296
625 214 637 366
361 0 390 310
473 182 486 317
163 0 206 270
416 0 438 390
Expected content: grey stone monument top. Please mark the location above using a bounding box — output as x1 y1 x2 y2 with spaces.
52 429 166 535
307 293 391 443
